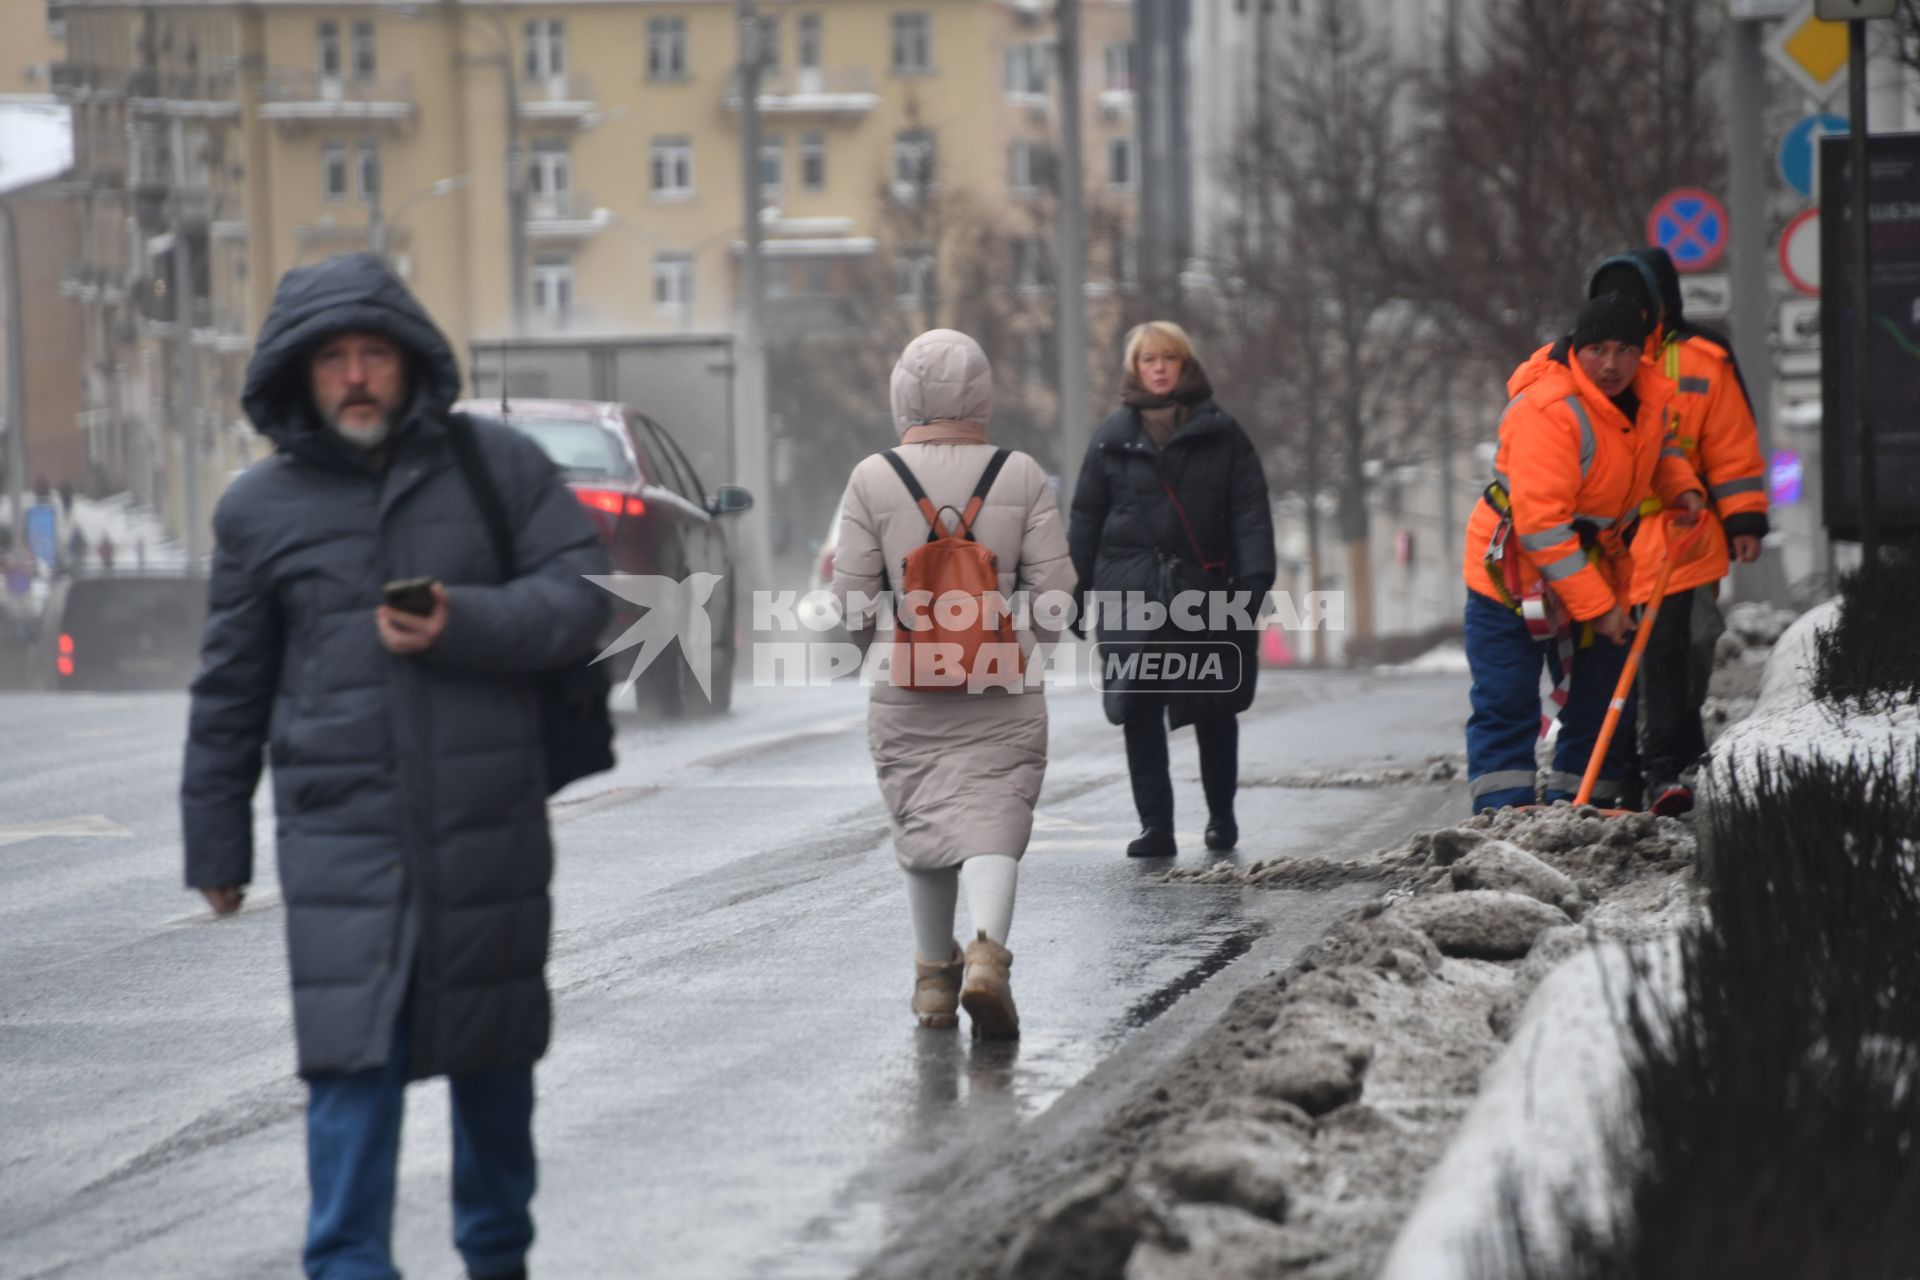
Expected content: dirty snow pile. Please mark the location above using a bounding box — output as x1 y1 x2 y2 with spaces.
978 804 1699 1280
1699 601 1798 738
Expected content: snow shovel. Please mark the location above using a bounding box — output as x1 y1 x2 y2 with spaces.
1571 515 1712 811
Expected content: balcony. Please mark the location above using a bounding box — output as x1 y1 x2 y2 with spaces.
129 71 243 120
60 263 129 307
259 71 414 126
723 68 878 120
194 304 253 354
526 189 608 240
51 62 126 102
519 73 596 123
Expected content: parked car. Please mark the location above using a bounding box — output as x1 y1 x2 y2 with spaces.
451 397 752 714
40 571 210 692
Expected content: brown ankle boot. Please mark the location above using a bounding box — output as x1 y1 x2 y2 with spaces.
961 931 1019 1040
913 943 964 1029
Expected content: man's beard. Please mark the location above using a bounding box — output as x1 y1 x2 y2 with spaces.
326 402 395 449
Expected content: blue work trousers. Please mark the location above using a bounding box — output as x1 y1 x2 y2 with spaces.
1464 591 1638 813
303 997 537 1280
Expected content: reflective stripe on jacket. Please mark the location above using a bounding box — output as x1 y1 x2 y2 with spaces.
1627 333 1769 604
1462 342 1693 622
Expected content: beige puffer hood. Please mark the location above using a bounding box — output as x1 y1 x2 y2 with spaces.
890 329 994 436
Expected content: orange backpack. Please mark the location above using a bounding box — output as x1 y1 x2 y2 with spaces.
882 448 1023 691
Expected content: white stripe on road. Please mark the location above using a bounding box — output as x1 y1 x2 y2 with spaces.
0 815 134 848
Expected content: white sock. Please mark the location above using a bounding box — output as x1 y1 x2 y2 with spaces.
903 866 960 962
960 855 1019 946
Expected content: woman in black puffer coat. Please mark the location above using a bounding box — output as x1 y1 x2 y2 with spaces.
1068 321 1276 859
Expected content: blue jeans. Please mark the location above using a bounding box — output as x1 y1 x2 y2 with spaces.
304 997 537 1280
1465 591 1637 812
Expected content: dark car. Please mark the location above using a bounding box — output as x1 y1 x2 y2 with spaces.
451 398 752 713
41 572 210 692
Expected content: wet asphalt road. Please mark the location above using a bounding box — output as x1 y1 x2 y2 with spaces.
0 667 1469 1279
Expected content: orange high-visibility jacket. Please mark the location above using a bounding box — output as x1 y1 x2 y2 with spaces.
1627 333 1769 604
1462 343 1697 622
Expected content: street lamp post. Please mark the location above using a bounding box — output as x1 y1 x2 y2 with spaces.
733 0 773 595
371 173 470 260
2 199 26 538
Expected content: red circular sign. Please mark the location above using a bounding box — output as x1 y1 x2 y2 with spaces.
1779 208 1820 297
1645 187 1729 273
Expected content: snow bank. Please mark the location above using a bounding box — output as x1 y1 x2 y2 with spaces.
1378 938 1682 1280
1708 601 1920 786
1385 641 1471 675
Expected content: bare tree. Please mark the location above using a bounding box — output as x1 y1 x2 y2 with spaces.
1407 0 1727 365
1194 0 1427 645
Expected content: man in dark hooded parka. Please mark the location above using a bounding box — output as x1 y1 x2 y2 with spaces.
181 252 610 1280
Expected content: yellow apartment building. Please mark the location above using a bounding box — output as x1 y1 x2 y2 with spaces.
49 0 1139 539
2 0 87 498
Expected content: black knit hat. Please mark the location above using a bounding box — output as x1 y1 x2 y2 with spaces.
1572 292 1648 351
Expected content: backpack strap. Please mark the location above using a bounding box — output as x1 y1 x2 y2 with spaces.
881 449 944 540
444 413 518 577
956 449 1012 540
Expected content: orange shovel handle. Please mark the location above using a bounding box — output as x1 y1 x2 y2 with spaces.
1572 517 1712 808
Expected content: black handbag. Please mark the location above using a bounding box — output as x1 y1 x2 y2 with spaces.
443 414 616 796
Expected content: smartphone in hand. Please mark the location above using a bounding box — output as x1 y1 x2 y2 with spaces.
382 577 438 616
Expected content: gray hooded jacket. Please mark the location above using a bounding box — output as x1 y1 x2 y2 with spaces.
182 253 610 1079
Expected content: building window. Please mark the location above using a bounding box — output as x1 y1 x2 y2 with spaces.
1104 41 1135 93
322 140 347 201
894 247 935 305
892 129 935 187
317 20 341 79
757 15 780 71
356 140 381 202
651 136 693 196
797 14 822 71
529 137 571 215
1005 41 1052 97
759 137 785 195
351 20 376 79
800 132 826 192
1014 236 1048 293
647 17 687 80
524 19 566 81
531 253 575 325
1008 138 1053 195
891 12 930 74
654 253 694 313
1108 136 1133 189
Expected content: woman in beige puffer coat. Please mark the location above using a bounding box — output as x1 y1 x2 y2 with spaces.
831 329 1075 1039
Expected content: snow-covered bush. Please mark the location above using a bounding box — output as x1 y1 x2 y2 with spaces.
1810 544 1920 715
1479 755 1920 1278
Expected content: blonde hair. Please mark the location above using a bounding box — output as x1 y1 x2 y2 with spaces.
1123 320 1196 376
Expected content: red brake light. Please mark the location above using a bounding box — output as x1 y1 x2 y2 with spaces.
58 633 74 656
573 489 646 519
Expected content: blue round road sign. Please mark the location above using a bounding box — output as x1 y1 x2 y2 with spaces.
1646 188 1728 273
1778 114 1848 200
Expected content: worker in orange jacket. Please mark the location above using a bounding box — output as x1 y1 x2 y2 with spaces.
1461 293 1704 813
1588 249 1769 815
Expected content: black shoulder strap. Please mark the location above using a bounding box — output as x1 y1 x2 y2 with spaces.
971 448 1012 505
444 414 518 578
880 449 929 505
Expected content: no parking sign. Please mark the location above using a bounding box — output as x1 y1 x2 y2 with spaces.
1646 188 1729 273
